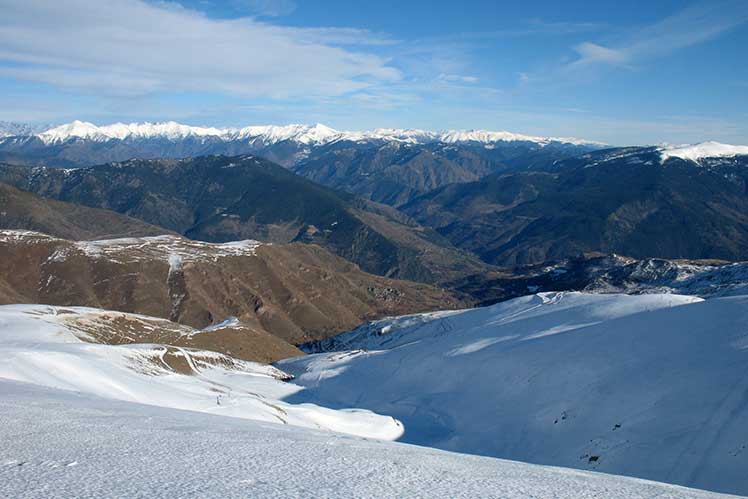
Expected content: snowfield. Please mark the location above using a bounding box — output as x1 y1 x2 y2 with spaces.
0 379 740 499
287 292 748 496
2 292 748 497
660 141 748 162
0 305 402 440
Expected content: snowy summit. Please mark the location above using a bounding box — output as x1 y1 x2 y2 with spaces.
27 120 604 147
660 141 748 162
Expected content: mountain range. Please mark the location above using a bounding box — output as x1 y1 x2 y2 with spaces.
402 145 748 265
0 120 602 171
0 156 494 287
291 137 596 207
2 120 748 498
0 121 51 138
2 127 748 284
2 120 603 148
0 120 605 209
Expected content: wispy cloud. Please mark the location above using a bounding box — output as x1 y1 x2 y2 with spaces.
288 27 399 47
419 19 606 44
230 0 297 17
568 0 748 69
0 0 399 98
571 42 628 67
437 74 479 84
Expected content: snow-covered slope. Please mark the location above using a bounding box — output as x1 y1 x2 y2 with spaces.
284 292 748 496
3 294 748 496
27 120 601 147
660 141 748 162
37 120 226 143
230 123 340 145
2 379 736 499
0 305 402 440
0 121 50 138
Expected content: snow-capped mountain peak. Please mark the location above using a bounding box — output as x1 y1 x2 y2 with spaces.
38 120 106 143
440 129 547 145
0 121 51 138
38 120 227 144
335 127 605 147
660 141 748 162
233 123 340 145
101 121 226 140
24 120 602 148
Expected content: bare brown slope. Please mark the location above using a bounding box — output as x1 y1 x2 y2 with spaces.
54 308 301 365
0 157 494 287
0 231 465 350
0 181 172 240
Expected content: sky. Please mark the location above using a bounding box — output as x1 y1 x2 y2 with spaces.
0 0 747 145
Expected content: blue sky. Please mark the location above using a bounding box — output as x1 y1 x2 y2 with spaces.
0 0 747 144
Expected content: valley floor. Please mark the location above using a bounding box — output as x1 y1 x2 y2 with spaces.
0 379 739 499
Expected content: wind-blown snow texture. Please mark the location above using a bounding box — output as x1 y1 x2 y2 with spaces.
287 292 748 496
0 379 739 499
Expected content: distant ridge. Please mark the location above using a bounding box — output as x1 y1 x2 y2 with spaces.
7 119 605 147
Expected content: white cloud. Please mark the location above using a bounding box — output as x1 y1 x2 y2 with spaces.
568 0 748 69
0 0 400 98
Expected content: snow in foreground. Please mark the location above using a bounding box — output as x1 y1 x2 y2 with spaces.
0 305 401 440
3 293 748 496
0 379 738 499
286 292 748 496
